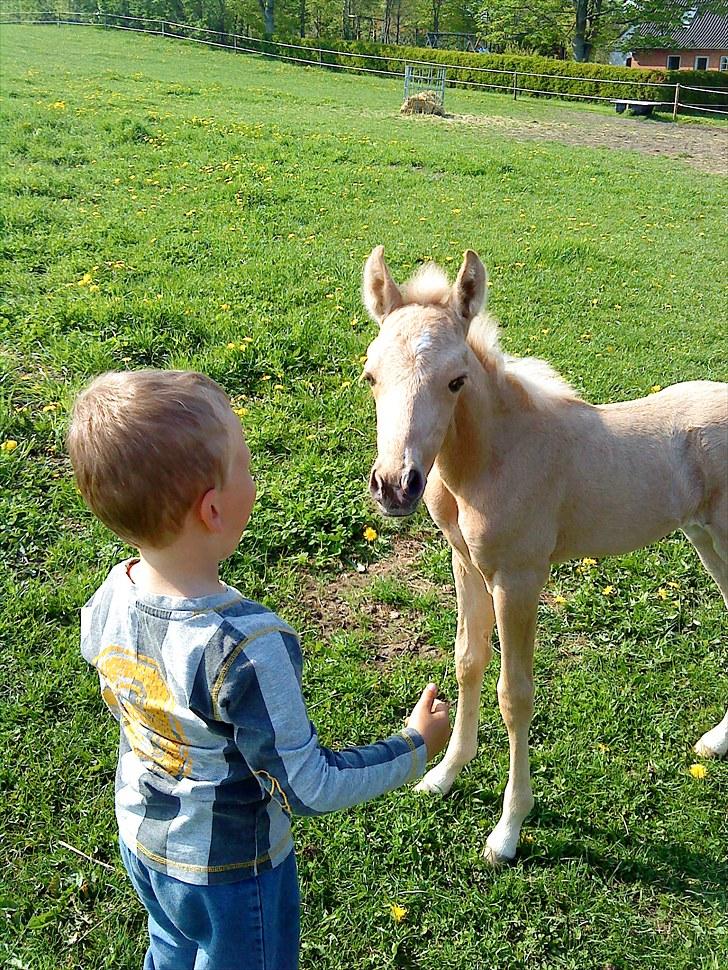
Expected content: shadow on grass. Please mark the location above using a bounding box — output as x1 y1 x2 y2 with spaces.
521 806 728 899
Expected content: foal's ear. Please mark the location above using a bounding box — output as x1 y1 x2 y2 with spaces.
363 246 403 325
449 251 487 328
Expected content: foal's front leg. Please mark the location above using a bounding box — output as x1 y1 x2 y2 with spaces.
485 569 545 865
415 550 494 795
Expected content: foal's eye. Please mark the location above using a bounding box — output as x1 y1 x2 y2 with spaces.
448 376 466 393
362 372 376 386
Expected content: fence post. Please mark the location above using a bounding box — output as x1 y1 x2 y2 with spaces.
161 19 165 37
513 71 518 100
672 82 680 121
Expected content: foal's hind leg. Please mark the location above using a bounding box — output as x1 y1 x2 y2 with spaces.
683 522 728 758
416 477 494 796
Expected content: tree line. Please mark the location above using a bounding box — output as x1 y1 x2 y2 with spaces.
9 0 728 61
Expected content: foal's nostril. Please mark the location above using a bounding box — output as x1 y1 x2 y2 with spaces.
402 467 423 500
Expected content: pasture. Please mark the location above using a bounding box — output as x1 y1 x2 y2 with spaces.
1 24 727 970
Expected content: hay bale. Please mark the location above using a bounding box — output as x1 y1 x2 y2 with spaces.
400 91 445 116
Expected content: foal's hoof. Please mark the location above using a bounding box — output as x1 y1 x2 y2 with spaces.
414 764 455 797
483 844 515 869
694 736 727 759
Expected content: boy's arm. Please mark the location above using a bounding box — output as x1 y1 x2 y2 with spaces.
214 627 428 817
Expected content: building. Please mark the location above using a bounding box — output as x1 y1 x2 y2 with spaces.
629 10 728 71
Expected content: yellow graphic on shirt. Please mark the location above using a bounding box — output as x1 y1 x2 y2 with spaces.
95 644 191 780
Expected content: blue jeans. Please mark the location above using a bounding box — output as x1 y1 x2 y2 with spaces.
120 839 299 970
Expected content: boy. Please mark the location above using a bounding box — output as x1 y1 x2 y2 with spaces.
67 369 450 970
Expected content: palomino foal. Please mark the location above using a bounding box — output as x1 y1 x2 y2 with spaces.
362 246 728 865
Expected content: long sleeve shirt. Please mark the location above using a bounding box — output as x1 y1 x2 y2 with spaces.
80 561 427 885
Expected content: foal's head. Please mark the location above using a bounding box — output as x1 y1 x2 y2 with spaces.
362 246 487 516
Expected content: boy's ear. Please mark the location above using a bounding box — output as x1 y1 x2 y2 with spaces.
198 487 224 533
363 246 403 325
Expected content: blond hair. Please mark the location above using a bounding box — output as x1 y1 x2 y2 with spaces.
67 370 233 547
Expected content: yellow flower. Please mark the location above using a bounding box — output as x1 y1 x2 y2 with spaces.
553 594 568 606
389 903 407 923
363 527 378 543
689 763 707 780
50 100 66 110
220 303 231 311
657 587 668 600
581 558 597 567
232 407 247 418
649 385 662 394
273 384 285 392
88 284 100 293
602 585 616 596
77 272 93 287
1 439 18 453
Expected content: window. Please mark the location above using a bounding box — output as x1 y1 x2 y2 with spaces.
694 56 709 70
667 55 681 70
720 56 728 71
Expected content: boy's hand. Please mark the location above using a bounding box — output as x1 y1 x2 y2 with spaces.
406 683 451 761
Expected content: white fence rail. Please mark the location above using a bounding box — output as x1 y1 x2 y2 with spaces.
3 12 727 118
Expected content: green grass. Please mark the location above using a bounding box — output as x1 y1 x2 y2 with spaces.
1 24 727 970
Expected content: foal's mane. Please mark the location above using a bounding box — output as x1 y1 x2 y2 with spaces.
403 262 581 411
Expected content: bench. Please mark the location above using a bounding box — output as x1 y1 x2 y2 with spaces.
613 99 666 117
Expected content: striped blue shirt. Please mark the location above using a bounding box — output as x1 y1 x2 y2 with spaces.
80 561 427 885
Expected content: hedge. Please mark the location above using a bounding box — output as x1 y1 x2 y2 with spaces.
265 36 728 112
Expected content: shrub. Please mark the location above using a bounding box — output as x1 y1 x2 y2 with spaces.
270 36 728 114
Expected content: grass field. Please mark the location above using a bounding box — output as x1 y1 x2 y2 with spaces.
1 23 727 970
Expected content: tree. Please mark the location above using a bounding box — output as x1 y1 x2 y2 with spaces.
477 0 728 62
258 0 274 35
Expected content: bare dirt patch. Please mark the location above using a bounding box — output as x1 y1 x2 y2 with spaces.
297 536 452 666
440 109 728 176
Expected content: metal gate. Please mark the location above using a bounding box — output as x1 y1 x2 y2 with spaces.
403 63 446 109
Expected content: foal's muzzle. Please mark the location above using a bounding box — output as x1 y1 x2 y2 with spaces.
369 465 425 517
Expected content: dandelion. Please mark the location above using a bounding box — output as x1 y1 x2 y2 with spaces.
42 404 58 413
596 742 610 753
273 384 285 392
389 903 407 923
657 587 669 600
363 527 378 543
649 385 662 394
689 763 707 780
1 440 18 453
50 100 66 110
220 303 231 311
226 342 237 350
602 585 616 596
77 272 93 287
553 594 568 606
232 407 247 418
88 284 100 293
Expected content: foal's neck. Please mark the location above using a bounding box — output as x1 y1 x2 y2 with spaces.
437 346 495 489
